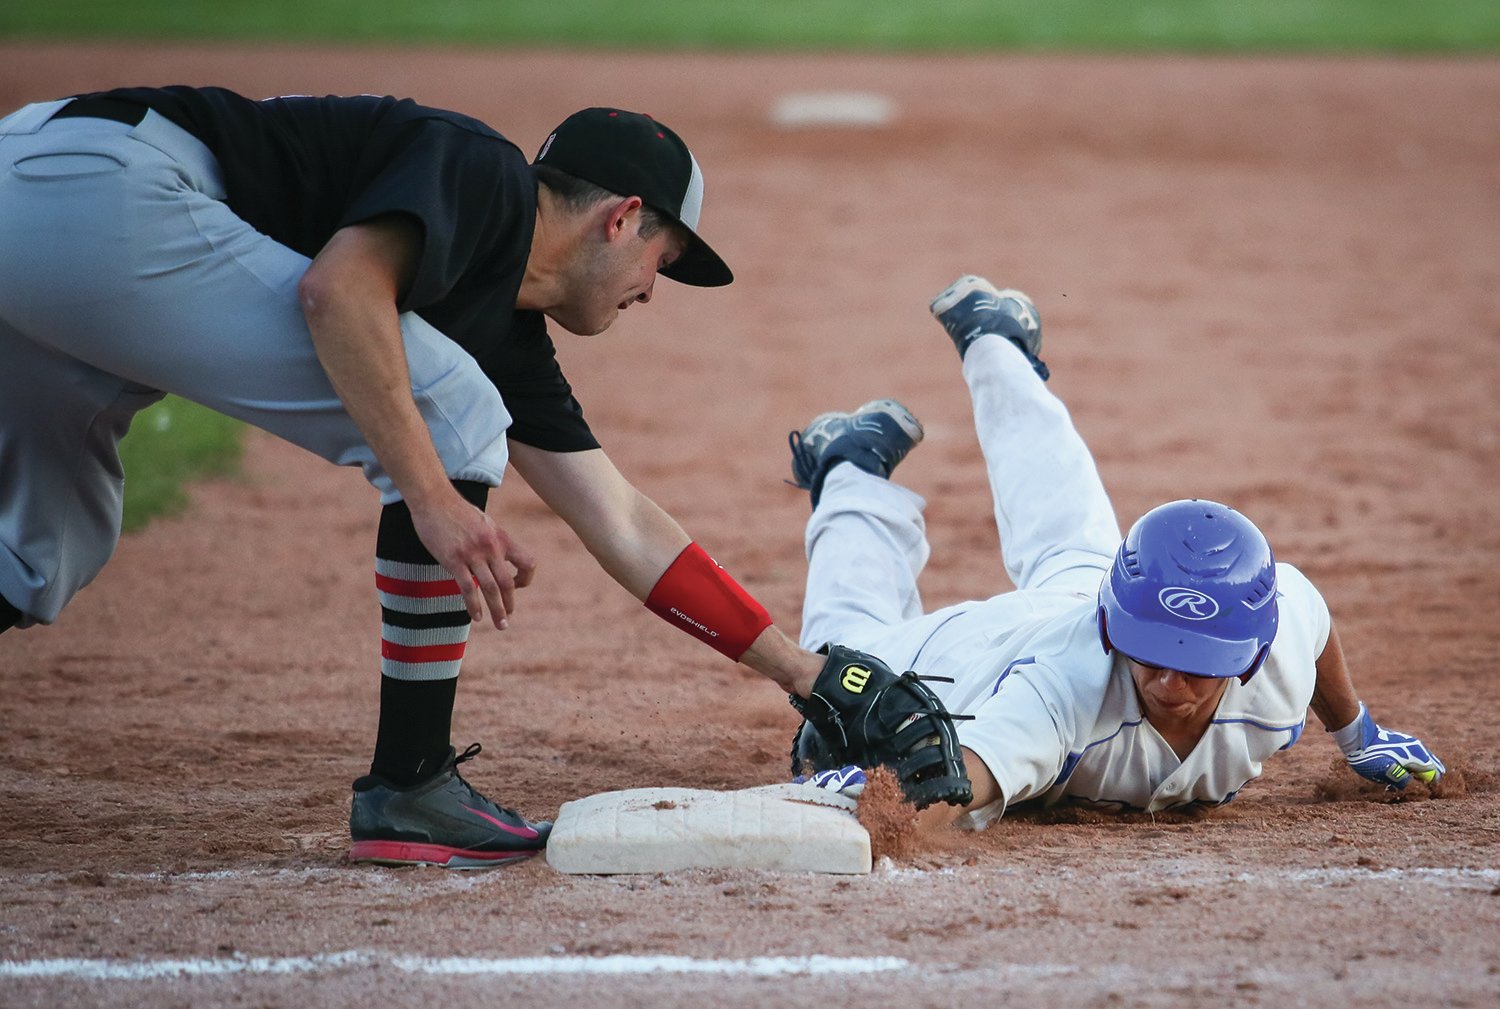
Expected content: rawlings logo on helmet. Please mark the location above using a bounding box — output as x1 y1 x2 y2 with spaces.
1099 500 1278 677
1158 587 1220 620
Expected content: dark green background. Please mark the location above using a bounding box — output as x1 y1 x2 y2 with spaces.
4 1 1497 52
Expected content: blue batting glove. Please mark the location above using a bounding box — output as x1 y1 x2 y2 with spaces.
793 765 868 797
1332 703 1445 790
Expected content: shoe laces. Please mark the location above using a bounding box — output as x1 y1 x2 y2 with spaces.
785 429 815 490
449 742 526 819
453 741 483 768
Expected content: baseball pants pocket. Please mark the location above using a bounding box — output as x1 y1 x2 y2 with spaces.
11 150 128 180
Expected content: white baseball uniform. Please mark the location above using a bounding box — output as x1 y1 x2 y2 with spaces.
800 333 1329 825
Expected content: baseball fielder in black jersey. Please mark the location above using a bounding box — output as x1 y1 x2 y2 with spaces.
0 87 961 867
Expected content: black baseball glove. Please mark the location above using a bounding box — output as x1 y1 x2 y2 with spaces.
789 645 972 809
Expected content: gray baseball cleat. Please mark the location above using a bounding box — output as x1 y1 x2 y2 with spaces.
349 743 551 869
787 398 924 508
930 275 1050 380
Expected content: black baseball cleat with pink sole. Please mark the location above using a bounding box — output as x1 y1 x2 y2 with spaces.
349 743 550 869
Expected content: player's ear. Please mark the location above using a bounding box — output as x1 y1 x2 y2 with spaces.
602 195 644 243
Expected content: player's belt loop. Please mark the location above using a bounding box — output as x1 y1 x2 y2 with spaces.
50 97 149 128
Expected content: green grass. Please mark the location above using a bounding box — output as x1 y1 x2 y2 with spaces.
1 0 1497 52
118 397 243 532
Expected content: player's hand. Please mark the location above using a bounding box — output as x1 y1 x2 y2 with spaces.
789 645 972 809
795 764 868 797
1333 703 1445 789
409 492 536 629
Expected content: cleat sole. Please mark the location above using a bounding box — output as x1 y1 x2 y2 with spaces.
349 839 540 869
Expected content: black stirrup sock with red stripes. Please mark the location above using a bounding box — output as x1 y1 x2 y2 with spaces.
369 481 489 786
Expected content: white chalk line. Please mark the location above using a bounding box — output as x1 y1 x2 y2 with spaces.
874 863 1500 888
6 953 1494 990
6 863 1497 889
1258 866 1500 886
0 952 913 982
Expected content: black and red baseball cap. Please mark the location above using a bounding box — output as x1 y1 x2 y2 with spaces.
534 107 733 287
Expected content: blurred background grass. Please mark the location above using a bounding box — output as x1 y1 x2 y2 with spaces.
22 0 1494 531
3 0 1497 51
117 400 242 531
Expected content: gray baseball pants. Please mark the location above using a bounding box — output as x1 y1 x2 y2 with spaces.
0 101 513 626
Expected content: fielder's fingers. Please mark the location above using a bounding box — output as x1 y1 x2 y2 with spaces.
475 564 510 630
494 560 518 622
509 543 538 589
457 574 485 625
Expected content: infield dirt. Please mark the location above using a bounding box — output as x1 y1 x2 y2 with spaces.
1 43 1497 1008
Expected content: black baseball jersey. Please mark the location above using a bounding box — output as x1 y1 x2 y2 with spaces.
87 85 598 453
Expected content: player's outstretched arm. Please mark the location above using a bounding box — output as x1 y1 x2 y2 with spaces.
507 441 822 695
1310 621 1445 789
299 218 533 629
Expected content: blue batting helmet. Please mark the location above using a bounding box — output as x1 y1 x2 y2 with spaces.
1097 499 1278 679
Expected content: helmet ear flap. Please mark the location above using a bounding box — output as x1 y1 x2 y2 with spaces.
1097 605 1112 655
1239 643 1272 684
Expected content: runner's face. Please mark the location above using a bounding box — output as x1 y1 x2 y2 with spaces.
552 215 687 336
1128 660 1230 728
